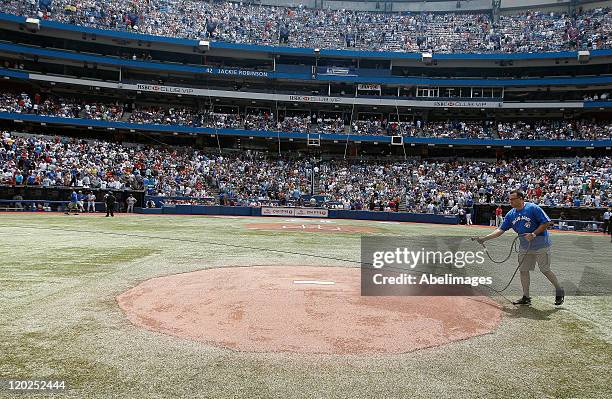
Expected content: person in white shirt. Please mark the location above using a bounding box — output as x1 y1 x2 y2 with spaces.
126 195 137 213
87 192 96 212
426 202 435 214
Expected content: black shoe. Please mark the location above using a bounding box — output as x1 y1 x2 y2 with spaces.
555 289 565 306
512 296 532 305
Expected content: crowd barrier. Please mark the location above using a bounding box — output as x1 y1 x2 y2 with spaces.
2 41 612 86
2 112 611 148
139 204 458 224
474 204 609 226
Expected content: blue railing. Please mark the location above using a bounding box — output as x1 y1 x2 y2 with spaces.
2 112 610 147
1 42 611 86
583 101 612 108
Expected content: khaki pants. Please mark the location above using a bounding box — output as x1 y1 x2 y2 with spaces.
518 247 551 272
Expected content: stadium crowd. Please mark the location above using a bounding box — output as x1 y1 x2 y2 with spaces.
1 92 611 140
4 1 611 53
352 120 496 139
497 120 612 140
0 92 124 120
1 132 610 213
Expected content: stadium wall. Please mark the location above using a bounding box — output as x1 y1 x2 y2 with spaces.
6 69 605 110
139 203 460 224
0 189 606 226
2 42 612 83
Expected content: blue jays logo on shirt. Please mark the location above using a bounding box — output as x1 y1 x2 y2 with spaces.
500 203 551 249
511 215 532 227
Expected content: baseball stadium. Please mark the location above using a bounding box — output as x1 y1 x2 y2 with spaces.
0 0 611 398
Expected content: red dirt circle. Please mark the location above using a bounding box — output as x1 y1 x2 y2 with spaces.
117 266 502 355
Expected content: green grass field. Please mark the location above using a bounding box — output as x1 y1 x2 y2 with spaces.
0 213 610 399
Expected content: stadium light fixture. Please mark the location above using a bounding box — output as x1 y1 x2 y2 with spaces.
198 40 210 52
391 136 403 146
25 18 40 32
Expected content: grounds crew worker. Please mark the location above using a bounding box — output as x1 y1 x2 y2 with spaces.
104 192 116 217
476 189 564 306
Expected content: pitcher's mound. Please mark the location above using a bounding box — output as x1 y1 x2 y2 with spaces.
117 266 502 354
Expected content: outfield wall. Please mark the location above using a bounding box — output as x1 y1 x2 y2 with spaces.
139 204 459 224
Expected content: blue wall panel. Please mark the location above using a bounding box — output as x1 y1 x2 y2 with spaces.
137 204 459 225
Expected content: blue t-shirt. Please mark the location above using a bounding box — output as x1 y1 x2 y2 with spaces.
500 202 551 250
70 192 78 203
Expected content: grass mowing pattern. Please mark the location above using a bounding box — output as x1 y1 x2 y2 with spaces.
0 214 610 398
